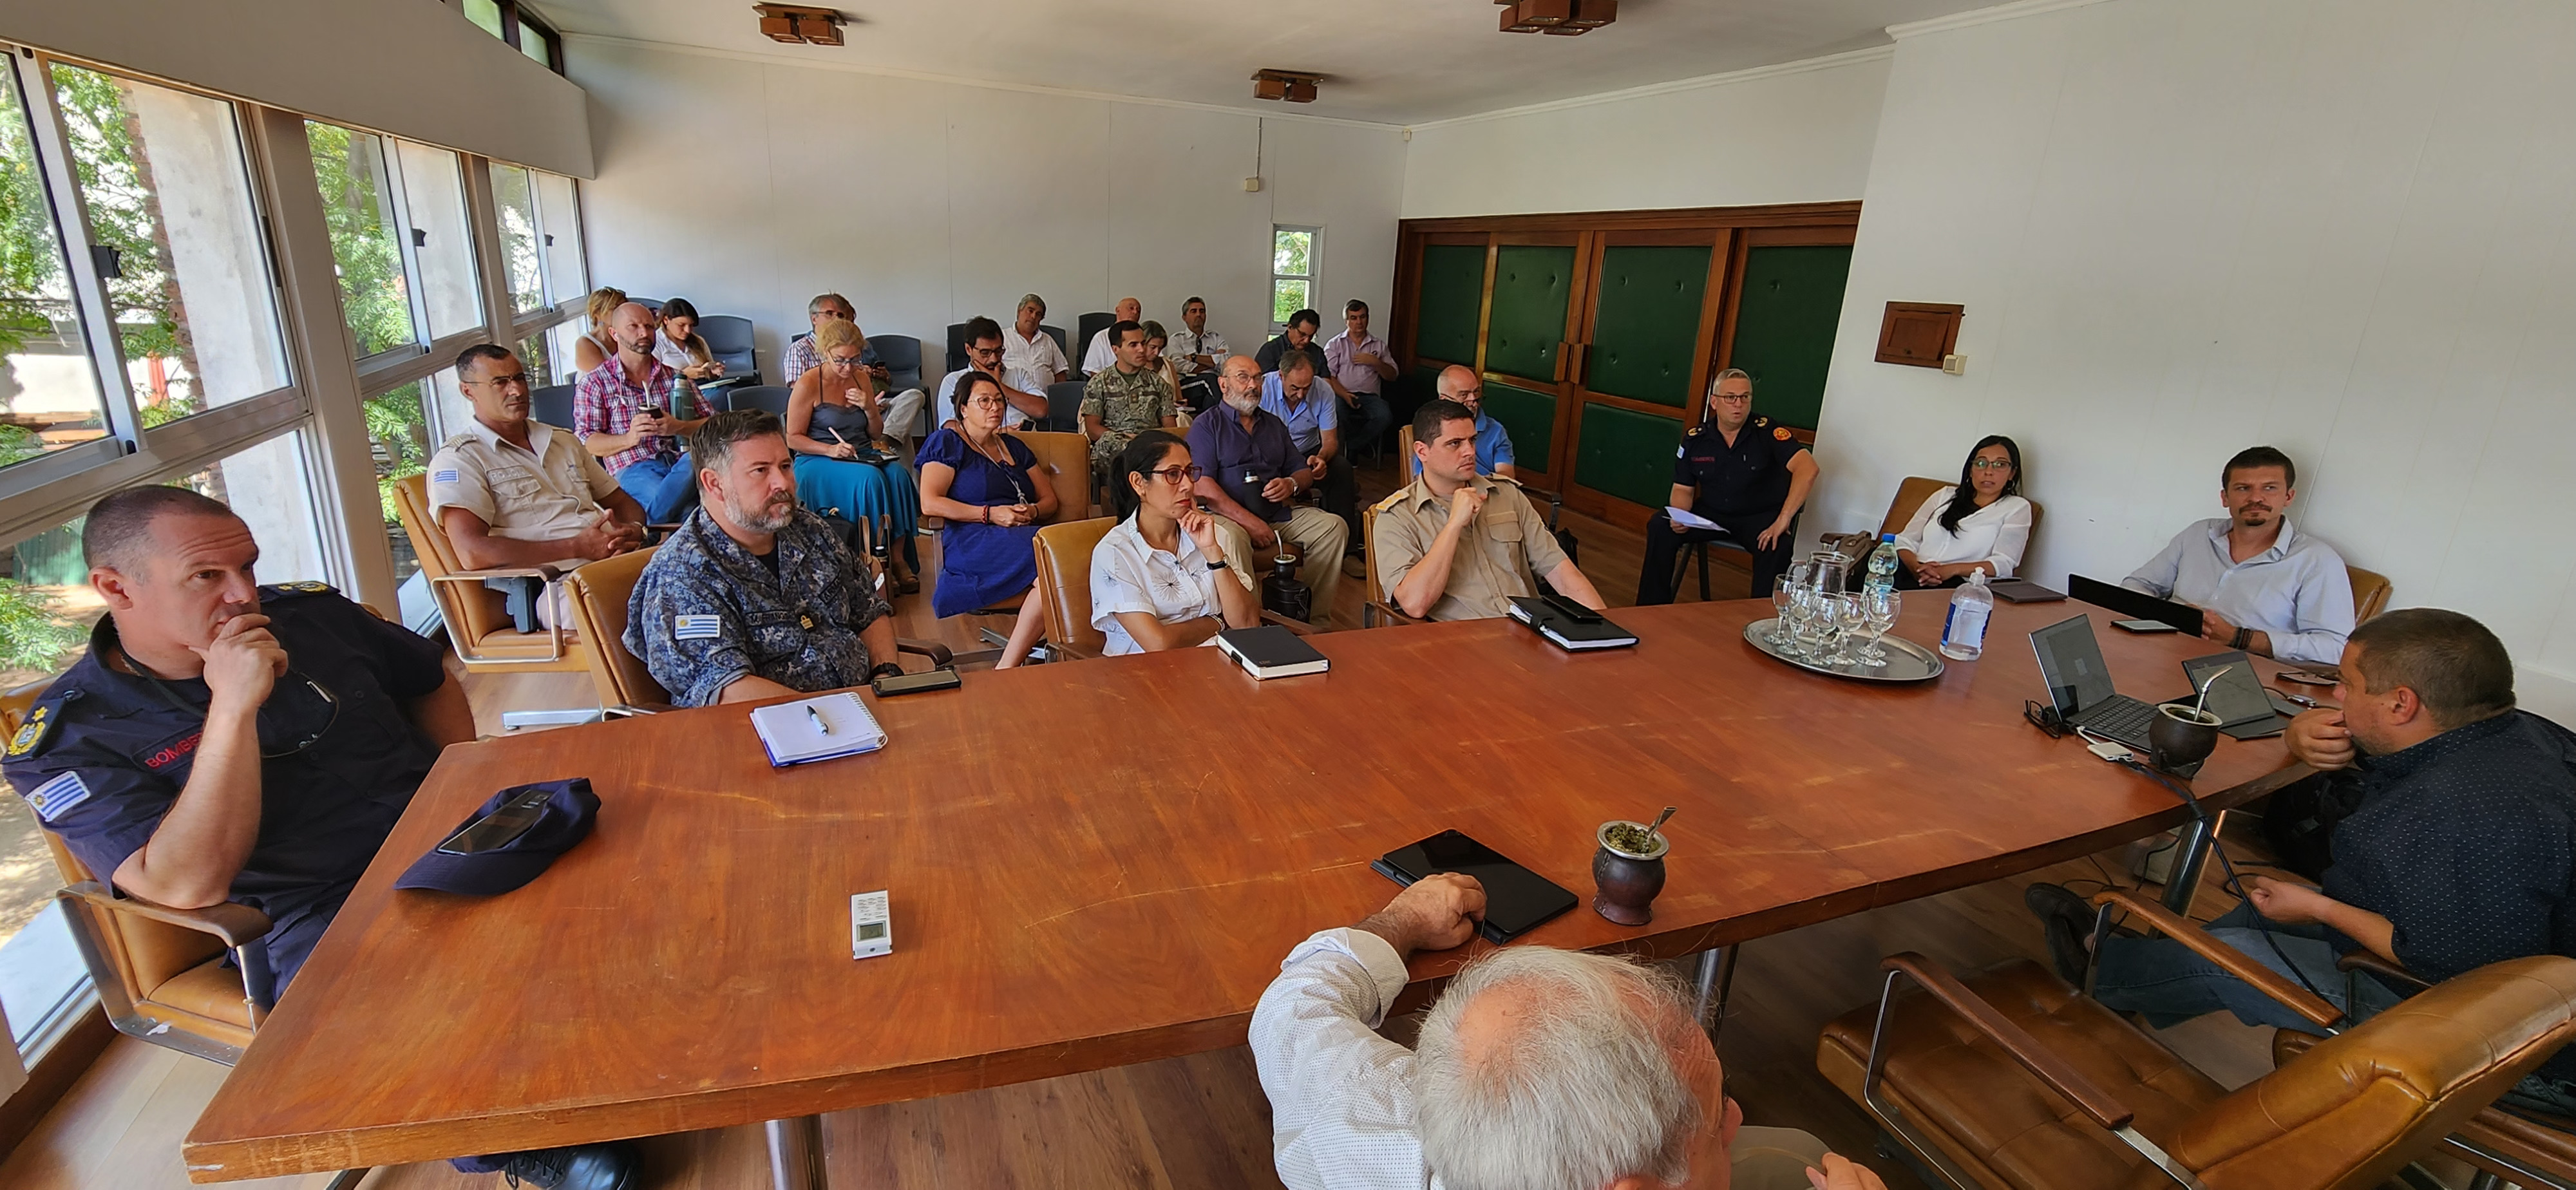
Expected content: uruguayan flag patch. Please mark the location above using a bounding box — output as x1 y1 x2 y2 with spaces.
674 614 722 640
431 469 459 484
23 771 90 822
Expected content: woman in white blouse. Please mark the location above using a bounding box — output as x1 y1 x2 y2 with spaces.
651 297 726 381
1893 435 2032 589
1090 430 1261 654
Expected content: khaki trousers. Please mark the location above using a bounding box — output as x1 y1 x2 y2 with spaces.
1214 506 1347 627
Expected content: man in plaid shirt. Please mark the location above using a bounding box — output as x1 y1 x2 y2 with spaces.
576 301 708 522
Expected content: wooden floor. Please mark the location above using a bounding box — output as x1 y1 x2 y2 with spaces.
1 460 2287 1189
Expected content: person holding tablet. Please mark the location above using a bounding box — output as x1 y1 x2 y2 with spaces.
1891 435 2033 589
1090 431 1259 655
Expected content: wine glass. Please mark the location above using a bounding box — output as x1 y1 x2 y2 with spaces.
1770 576 1797 647
1821 592 1864 666
1857 589 1902 668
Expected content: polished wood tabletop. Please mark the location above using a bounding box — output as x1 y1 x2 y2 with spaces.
185 596 2305 1180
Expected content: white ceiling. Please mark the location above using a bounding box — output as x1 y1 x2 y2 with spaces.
524 0 1998 126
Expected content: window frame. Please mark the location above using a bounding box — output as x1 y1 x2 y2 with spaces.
1269 224 1321 335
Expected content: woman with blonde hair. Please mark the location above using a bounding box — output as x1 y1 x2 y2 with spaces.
571 286 627 375
786 318 920 590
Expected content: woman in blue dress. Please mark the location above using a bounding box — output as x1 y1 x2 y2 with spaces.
918 371 1059 668
786 319 921 591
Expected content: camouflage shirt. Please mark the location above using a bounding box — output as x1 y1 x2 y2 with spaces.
625 506 891 707
1079 365 1177 465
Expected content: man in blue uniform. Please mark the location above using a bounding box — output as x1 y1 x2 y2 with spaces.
1636 369 1819 604
1 486 634 1190
625 410 904 707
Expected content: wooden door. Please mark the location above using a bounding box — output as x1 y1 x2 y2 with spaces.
1715 228 1855 435
1473 232 1584 489
1559 229 1733 522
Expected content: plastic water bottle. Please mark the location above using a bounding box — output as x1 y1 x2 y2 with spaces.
1940 571 1993 661
1864 533 1901 600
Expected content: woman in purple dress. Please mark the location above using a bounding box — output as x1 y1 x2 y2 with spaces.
917 372 1059 667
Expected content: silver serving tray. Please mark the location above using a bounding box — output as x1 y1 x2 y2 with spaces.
1742 618 1946 683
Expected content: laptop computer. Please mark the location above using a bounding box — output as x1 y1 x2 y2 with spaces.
2068 574 2203 635
2031 613 2164 750
2180 650 2289 740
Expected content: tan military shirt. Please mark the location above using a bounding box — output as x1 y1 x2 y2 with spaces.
1370 473 1567 621
426 417 623 555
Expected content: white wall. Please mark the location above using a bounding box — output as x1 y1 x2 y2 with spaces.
1399 50 1891 219
3 0 591 176
1811 0 2576 724
567 40 1407 372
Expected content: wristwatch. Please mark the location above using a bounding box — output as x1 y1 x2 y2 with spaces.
1206 559 1229 572
2231 627 2252 650
868 662 906 681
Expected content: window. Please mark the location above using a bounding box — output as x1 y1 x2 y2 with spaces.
488 163 543 316
365 379 430 585
0 504 98 1064
169 430 329 584
393 142 482 341
0 61 112 475
542 319 589 386
533 171 583 305
518 14 562 72
1271 225 1317 331
49 64 291 423
455 0 566 77
307 123 409 359
462 0 507 40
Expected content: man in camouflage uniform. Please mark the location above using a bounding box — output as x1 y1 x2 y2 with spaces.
1079 319 1178 468
625 410 904 708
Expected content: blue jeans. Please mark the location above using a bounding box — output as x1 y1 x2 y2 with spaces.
1343 391 1392 454
2092 901 2405 1034
616 453 699 524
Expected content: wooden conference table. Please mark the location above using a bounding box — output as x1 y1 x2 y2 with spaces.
185 596 2307 1186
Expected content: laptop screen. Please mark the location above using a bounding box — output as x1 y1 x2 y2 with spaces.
2182 650 2274 727
2031 614 2117 717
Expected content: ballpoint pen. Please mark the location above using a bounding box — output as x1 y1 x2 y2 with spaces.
805 704 830 735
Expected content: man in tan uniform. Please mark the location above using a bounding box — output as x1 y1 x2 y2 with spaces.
1373 397 1605 621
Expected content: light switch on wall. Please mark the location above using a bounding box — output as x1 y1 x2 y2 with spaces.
1243 176 1263 192
1940 353 1966 375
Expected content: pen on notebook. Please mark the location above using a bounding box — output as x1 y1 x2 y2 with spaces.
805 704 831 735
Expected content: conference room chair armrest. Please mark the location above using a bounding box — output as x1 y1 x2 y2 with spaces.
62 880 273 949
896 638 954 668
1879 952 2137 1131
2092 889 2344 1029
1365 599 1425 628
2336 950 2435 995
1258 610 1320 636
426 563 567 585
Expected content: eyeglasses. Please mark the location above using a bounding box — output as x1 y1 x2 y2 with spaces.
1971 458 2015 471
1142 465 1203 486
963 395 1010 410
464 373 531 388
2023 700 2067 739
1714 392 1754 402
826 355 864 368
258 672 342 757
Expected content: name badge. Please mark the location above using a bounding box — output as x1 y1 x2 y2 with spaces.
674 614 722 640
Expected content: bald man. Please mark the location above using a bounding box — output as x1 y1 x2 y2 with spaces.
1083 296 1145 375
1407 364 1518 480
1251 875 1882 1190
575 301 710 522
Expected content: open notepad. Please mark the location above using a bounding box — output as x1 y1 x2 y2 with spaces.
749 691 887 767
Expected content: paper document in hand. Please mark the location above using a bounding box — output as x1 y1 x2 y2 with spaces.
750 692 887 766
1665 506 1723 533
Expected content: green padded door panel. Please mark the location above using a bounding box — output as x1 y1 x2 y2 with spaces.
1586 245 1710 407
1482 381 1555 466
1482 245 1573 382
1574 404 1685 509
1414 244 1485 366
1726 245 1852 431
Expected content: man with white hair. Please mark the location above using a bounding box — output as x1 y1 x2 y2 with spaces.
1252 874 1884 1190
1083 295 1144 374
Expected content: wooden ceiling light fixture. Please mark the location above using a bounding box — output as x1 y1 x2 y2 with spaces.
1497 0 1616 35
753 5 846 46
1251 69 1322 104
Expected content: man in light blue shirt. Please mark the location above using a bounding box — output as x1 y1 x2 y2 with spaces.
1262 352 1357 547
2123 446 2355 666
1409 365 1518 479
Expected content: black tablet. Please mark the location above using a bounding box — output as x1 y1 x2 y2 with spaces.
1372 829 1578 943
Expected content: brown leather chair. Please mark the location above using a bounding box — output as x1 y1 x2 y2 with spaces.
1817 889 2576 1190
1815 477 2045 596
2347 565 2392 625
392 473 606 729
1361 494 1425 628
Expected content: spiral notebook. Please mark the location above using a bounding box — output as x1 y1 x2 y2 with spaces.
749 691 887 767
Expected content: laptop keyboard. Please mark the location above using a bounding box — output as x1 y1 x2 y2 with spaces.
2080 696 2159 746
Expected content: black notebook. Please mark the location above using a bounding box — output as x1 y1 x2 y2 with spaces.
1506 597 1638 650
1215 625 1329 679
1989 578 2067 603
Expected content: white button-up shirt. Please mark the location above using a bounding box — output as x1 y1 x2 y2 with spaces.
1083 326 1119 376
1001 325 1069 397
1893 488 2034 578
2123 517 2354 666
1087 516 1253 656
1250 928 1435 1190
1168 328 1228 374
425 417 623 564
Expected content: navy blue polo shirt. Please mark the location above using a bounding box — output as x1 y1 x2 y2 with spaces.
3 584 450 988
1674 415 1808 519
1189 405 1304 525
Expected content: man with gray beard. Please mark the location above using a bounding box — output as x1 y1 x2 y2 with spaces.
625 410 903 707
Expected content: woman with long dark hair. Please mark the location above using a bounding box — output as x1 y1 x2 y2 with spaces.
1892 435 2032 589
